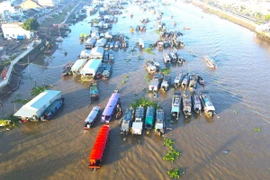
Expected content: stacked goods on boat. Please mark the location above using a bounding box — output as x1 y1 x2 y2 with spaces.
120 107 134 136
182 91 192 118
40 97 64 121
89 125 110 169
154 109 165 136
84 105 100 130
188 73 197 93
14 90 62 122
192 93 202 114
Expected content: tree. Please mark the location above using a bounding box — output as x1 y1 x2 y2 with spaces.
22 18 39 31
264 14 270 21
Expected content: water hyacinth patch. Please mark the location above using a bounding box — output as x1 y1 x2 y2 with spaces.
254 127 262 132
167 168 185 179
163 138 175 150
163 149 181 163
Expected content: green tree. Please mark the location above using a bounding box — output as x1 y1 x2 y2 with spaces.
264 14 270 21
22 18 39 31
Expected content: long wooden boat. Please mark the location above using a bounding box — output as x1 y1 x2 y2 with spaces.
182 91 192 117
188 73 197 92
40 98 64 121
84 105 100 130
145 106 155 131
204 56 216 69
120 107 134 135
171 91 181 120
154 109 165 136
89 125 110 169
89 82 99 100
192 93 202 114
200 91 215 117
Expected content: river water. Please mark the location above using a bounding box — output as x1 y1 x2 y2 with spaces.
1 1 270 180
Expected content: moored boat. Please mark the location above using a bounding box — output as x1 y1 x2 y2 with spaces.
171 91 181 120
62 62 73 76
182 91 192 117
154 109 165 136
84 105 100 130
192 93 202 114
131 106 145 135
181 73 189 89
145 106 155 131
120 107 134 135
188 73 197 92
145 60 156 74
196 75 205 86
163 53 171 64
161 74 171 91
200 91 215 117
174 72 183 89
169 52 177 63
40 98 64 121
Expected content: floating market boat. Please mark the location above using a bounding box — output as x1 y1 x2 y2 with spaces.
181 73 189 89
145 60 156 74
188 73 197 92
182 91 192 118
88 125 110 169
131 106 145 135
89 82 99 100
145 106 155 131
154 109 165 136
204 56 216 69
171 91 181 120
192 93 202 114
84 105 100 130
161 74 171 91
200 91 215 117
40 98 64 121
149 73 163 91
62 62 73 76
197 75 205 86
163 53 171 64
174 72 183 89
120 107 134 135
101 91 121 123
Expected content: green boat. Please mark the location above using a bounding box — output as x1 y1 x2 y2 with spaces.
89 82 99 100
145 106 155 131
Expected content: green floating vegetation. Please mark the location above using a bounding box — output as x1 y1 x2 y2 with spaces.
124 59 131 62
138 56 144 60
163 149 181 163
121 80 126 85
130 97 160 109
167 168 185 179
161 68 171 75
145 47 155 55
163 138 175 150
0 117 20 130
155 29 160 34
124 75 129 79
30 85 50 96
254 127 262 132
144 74 151 84
233 110 238 114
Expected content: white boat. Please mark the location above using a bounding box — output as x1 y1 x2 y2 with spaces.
204 56 216 69
154 109 165 136
71 59 87 76
182 91 192 117
161 74 171 91
174 72 183 88
145 60 156 74
181 73 189 89
171 91 181 120
163 53 171 63
131 106 145 135
149 73 163 91
192 93 202 114
138 38 144 49
200 91 215 117
169 52 177 63
84 105 100 130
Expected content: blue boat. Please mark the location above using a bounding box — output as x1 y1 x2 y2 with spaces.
40 98 64 121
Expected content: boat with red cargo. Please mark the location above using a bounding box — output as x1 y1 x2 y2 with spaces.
89 125 110 169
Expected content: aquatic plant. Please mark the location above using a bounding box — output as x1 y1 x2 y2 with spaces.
163 149 181 163
30 85 49 96
145 47 155 55
167 168 185 179
144 74 151 84
121 81 126 85
11 98 30 104
154 29 160 34
161 68 171 75
130 97 160 109
163 138 175 150
254 127 262 132
124 75 129 79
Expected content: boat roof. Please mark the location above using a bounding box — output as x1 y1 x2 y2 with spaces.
71 59 87 72
102 93 120 116
89 125 110 161
85 106 100 123
80 59 102 74
14 90 61 117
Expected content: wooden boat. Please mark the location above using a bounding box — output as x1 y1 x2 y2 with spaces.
131 106 145 135
161 74 171 91
163 53 171 64
149 73 163 91
120 107 134 135
188 74 197 92
62 62 73 77
89 82 99 100
171 91 181 120
101 64 112 80
169 52 177 63
89 125 110 169
204 56 216 69
174 72 183 89
200 91 215 117
145 60 156 74
145 106 155 131
154 109 165 136
181 73 189 89
1 66 8 80
182 91 192 117
192 93 202 114
40 98 64 121
197 75 205 86
84 105 100 130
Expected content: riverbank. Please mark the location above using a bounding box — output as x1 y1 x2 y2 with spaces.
191 0 270 41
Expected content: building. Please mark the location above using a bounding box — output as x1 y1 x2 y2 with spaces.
37 0 61 7
0 1 23 21
1 22 34 40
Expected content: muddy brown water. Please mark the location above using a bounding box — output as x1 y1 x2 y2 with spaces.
1 1 270 180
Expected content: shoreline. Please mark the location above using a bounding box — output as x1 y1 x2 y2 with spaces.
190 0 270 41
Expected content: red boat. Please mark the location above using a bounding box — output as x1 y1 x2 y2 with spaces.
89 125 110 169
1 67 8 79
